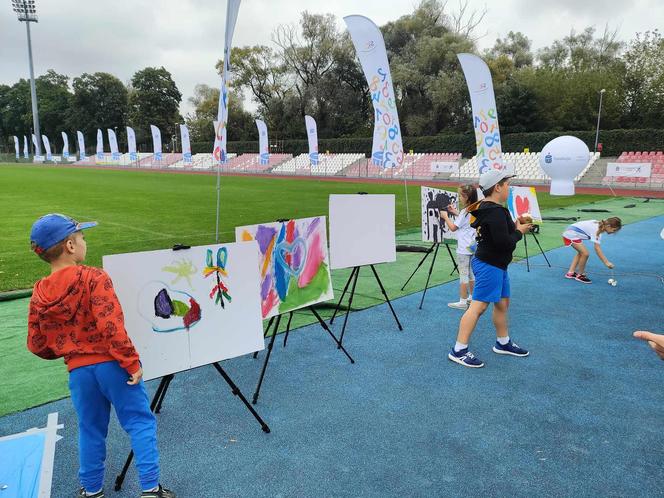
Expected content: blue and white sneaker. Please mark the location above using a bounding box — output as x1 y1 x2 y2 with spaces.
448 348 484 368
493 340 529 357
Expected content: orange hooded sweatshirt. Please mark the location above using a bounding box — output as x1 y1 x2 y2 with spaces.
27 265 141 375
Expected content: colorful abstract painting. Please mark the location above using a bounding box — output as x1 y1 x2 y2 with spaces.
421 186 459 242
235 216 334 319
507 186 543 224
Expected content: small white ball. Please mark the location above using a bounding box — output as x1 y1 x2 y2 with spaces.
607 279 614 284
612 280 618 287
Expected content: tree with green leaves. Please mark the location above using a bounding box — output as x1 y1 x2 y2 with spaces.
620 30 664 128
489 31 533 68
185 83 255 143
35 70 73 148
128 67 182 148
70 72 128 147
383 0 476 135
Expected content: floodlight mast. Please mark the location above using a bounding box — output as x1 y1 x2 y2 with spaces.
12 0 42 156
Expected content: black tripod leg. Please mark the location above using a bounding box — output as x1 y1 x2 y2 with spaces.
419 243 440 310
400 243 434 290
445 243 459 275
310 308 355 364
115 375 171 491
253 316 275 359
212 362 271 433
330 267 357 325
370 265 403 331
524 233 530 272
282 312 294 348
252 314 281 405
531 232 551 267
338 267 360 346
154 374 175 414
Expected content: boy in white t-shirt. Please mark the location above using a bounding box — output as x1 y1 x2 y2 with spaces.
440 185 478 309
562 217 622 283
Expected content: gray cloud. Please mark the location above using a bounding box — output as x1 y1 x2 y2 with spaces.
2 0 662 115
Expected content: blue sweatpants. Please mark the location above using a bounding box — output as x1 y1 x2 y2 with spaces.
69 361 159 492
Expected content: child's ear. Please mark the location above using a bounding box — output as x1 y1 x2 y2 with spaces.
65 237 76 253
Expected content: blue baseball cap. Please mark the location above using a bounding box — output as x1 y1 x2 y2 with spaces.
30 213 98 254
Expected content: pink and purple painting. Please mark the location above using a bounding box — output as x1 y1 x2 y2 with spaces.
235 216 334 319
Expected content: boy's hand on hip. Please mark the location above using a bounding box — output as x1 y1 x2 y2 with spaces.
127 367 143 385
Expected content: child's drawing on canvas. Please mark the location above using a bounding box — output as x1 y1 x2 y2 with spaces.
236 216 334 319
421 186 459 242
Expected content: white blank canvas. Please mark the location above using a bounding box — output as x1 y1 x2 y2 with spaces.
329 194 396 269
103 242 264 381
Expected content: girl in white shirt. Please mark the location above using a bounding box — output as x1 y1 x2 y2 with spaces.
441 185 479 309
562 217 622 283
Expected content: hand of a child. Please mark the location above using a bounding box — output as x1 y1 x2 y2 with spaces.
516 220 533 234
127 367 143 385
606 261 614 269
634 331 664 360
447 204 459 216
439 210 449 219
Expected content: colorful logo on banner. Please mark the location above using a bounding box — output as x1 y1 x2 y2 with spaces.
96 129 104 160
107 129 120 160
213 0 241 165
458 53 504 174
256 119 269 165
150 125 162 161
41 135 52 161
77 131 86 160
305 115 319 166
473 107 501 173
213 91 229 164
344 15 404 170
213 121 223 163
126 126 137 162
369 66 403 169
180 124 192 164
61 132 70 159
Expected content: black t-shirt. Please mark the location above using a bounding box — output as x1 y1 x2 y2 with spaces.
470 201 523 270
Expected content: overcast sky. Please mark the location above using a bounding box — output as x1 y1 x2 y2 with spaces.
2 0 663 115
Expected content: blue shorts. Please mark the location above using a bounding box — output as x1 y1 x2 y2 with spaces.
471 257 511 303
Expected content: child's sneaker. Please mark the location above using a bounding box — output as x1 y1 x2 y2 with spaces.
447 299 469 310
564 271 577 279
448 348 484 368
574 273 592 284
493 340 529 357
141 485 176 498
78 489 104 498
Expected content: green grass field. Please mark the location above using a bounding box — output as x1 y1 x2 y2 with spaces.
7 163 664 417
1 163 610 292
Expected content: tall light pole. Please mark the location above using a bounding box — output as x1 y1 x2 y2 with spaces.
12 0 42 156
594 88 606 153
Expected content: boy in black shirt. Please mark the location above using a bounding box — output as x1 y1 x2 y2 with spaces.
448 170 532 368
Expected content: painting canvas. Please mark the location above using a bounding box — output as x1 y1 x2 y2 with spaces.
103 241 264 381
329 194 396 270
507 186 543 224
421 186 459 242
235 216 334 319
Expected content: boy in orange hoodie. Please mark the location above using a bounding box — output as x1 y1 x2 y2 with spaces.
27 213 175 498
